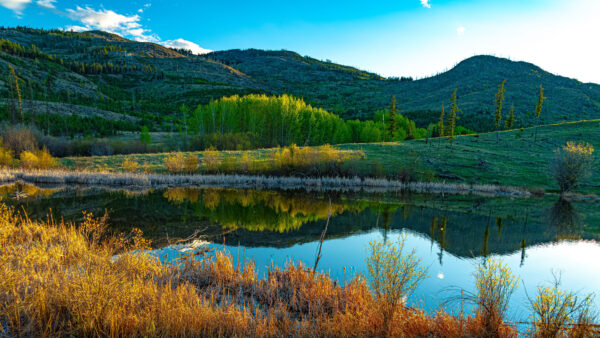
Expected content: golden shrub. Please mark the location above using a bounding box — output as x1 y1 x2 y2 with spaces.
184 154 199 173
19 151 39 169
0 146 14 167
202 148 221 172
34 147 59 169
121 158 139 173
165 152 185 173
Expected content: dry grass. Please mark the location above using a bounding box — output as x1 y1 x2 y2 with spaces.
1 168 532 197
0 203 520 337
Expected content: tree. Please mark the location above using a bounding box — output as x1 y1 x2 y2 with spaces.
534 85 546 143
505 106 515 130
494 80 506 142
437 104 445 146
140 126 151 146
388 96 400 140
8 65 23 123
447 89 460 144
552 142 594 193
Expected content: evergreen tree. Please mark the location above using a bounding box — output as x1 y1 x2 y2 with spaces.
494 80 506 142
388 96 400 140
448 88 460 144
534 85 546 143
8 65 23 123
140 126 151 146
505 106 515 130
437 104 445 146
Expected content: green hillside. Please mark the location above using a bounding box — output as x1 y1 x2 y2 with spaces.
2 26 600 137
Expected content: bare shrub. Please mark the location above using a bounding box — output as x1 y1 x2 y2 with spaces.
552 142 594 192
89 139 113 156
1 125 37 155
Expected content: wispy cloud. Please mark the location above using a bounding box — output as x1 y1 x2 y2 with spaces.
161 38 212 54
456 26 466 35
420 0 431 9
0 0 32 14
36 0 54 9
138 3 150 13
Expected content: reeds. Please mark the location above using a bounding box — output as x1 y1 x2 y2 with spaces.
2 168 532 197
0 205 596 337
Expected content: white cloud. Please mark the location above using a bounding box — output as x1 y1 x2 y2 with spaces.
138 3 150 13
456 26 466 35
0 0 32 14
36 0 54 9
161 38 212 55
65 6 159 42
420 0 431 9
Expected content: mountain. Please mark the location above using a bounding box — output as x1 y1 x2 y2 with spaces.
1 27 600 134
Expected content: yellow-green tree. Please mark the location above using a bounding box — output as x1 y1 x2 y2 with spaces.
494 80 506 142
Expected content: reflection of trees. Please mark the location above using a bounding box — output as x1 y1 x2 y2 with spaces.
549 198 583 240
0 183 62 200
162 188 367 233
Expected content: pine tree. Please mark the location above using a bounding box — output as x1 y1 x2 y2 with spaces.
448 89 460 144
494 80 506 143
8 66 23 123
140 126 151 146
388 96 400 140
533 85 546 143
438 104 445 146
505 106 515 130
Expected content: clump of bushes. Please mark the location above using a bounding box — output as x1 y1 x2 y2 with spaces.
0 125 37 155
165 152 199 174
0 144 14 167
552 141 595 192
19 148 59 169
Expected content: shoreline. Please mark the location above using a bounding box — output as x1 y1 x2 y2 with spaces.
1 168 532 197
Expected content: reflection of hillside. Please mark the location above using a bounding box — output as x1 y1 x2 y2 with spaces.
3 185 599 258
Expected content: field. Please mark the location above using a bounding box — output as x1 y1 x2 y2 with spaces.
60 120 600 193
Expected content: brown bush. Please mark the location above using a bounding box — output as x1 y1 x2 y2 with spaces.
1 125 37 155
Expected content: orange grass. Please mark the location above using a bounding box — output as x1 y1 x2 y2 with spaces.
0 204 523 337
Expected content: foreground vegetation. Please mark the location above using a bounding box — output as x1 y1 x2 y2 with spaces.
1 204 597 337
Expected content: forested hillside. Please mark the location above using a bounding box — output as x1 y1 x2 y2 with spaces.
1 26 600 138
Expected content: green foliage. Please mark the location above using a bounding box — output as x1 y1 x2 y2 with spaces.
140 126 151 146
494 80 506 130
505 106 515 129
447 89 460 142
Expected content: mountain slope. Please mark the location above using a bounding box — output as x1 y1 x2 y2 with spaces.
1 27 600 134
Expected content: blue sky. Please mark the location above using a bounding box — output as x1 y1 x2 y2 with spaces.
2 0 599 83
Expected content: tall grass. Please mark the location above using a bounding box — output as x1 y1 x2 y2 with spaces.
0 203 518 337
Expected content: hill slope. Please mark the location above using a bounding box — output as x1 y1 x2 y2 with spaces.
2 27 600 134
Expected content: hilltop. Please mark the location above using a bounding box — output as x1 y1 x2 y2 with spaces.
1 27 600 134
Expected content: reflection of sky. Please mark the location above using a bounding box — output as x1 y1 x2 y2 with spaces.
154 229 600 324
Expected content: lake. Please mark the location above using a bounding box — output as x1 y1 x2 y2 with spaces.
2 182 599 325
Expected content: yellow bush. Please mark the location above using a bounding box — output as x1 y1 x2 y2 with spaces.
34 147 59 169
184 154 199 173
202 148 222 172
122 158 139 173
0 146 14 167
20 151 39 169
165 152 185 173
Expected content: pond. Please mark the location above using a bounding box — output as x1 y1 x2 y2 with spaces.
2 182 599 325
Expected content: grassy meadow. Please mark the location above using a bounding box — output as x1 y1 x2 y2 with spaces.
59 120 600 193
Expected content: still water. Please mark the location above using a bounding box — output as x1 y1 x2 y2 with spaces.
2 182 599 323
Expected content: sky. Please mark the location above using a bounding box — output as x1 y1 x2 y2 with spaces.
1 0 599 83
